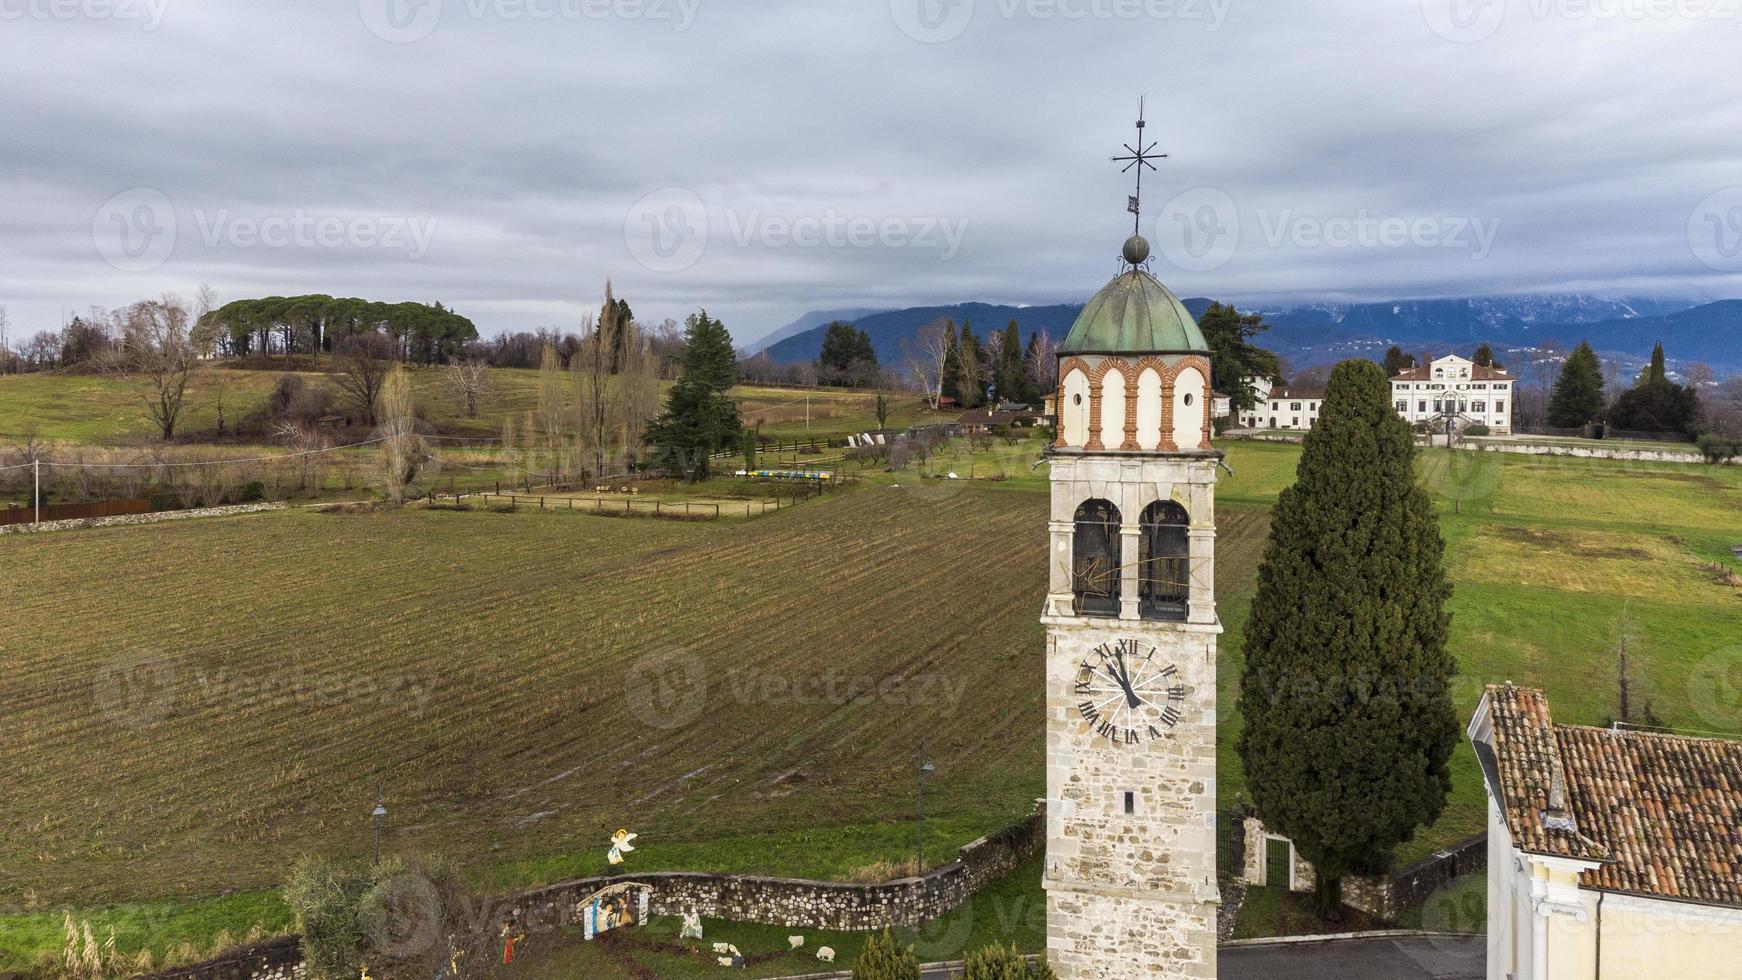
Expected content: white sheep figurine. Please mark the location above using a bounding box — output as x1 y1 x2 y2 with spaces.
788 935 805 950
816 946 836 963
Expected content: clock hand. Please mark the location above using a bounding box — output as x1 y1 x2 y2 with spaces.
1108 655 1142 710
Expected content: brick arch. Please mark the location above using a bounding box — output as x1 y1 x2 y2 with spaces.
1056 357 1092 448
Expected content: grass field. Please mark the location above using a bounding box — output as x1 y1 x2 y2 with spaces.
0 366 933 445
1 436 1738 969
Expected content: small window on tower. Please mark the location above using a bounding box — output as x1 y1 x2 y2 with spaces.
1124 791 1136 815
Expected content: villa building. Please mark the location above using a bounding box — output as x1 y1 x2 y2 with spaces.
1391 354 1515 433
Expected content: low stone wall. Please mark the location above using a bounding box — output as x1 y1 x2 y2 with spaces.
140 805 1043 980
0 501 288 535
1468 439 1727 465
141 937 304 980
1241 816 1485 920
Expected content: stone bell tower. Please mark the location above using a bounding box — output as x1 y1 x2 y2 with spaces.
1042 107 1221 980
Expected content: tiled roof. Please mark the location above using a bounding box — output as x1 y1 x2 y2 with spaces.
1266 388 1324 401
1391 365 1513 381
1478 684 1742 907
1557 724 1742 905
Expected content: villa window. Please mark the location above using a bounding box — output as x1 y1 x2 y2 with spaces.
1072 499 1122 617
1139 500 1190 621
1396 400 1406 412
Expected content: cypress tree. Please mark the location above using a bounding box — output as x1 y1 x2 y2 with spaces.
1237 359 1457 918
940 320 962 404
1647 341 1666 384
1546 341 1606 428
1381 345 1415 378
956 322 984 408
852 929 919 980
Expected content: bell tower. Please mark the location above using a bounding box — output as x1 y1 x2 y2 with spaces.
1042 105 1221 980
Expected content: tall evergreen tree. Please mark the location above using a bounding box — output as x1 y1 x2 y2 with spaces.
1198 302 1281 413
1472 343 1501 370
1611 341 1702 434
939 320 963 403
644 310 741 480
599 280 634 373
955 321 985 408
1381 345 1416 378
1546 341 1606 428
1238 359 1457 917
996 320 1030 403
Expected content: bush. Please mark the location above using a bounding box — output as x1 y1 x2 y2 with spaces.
284 854 462 980
1697 433 1740 464
962 943 1056 979
283 858 367 980
1463 424 1490 436
852 929 919 980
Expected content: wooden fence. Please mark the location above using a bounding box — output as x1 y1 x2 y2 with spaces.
0 497 151 527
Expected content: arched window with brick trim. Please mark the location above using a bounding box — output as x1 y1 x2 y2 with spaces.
1072 499 1121 617
1139 500 1190 621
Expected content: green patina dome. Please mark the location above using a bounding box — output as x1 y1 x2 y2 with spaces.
1061 263 1208 356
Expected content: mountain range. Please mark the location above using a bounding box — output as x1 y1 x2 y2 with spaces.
757 294 1741 378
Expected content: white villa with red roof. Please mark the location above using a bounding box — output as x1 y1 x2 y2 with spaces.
1469 684 1742 980
1392 353 1515 434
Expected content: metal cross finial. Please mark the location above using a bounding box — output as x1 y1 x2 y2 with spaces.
1110 96 1168 236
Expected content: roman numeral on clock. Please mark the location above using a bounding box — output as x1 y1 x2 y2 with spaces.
1079 702 1102 724
1160 705 1182 727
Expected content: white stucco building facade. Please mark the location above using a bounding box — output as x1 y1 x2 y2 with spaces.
1392 354 1515 433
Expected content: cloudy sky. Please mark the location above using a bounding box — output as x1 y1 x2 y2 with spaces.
3 0 1741 347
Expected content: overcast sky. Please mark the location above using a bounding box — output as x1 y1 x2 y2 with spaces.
3 0 1741 347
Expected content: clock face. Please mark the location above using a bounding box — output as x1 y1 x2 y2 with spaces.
1074 639 1186 746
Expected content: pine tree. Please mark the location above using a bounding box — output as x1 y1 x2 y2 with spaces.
1381 345 1415 378
851 930 919 980
1237 359 1457 918
1611 341 1702 434
1546 340 1606 428
996 320 1028 403
1472 343 1501 370
1198 302 1280 413
644 310 741 480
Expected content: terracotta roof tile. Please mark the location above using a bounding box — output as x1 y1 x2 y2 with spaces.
1478 684 1742 907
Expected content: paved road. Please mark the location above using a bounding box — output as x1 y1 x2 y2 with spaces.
906 936 1486 979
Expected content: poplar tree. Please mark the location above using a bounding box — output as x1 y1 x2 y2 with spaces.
1546 340 1606 428
1237 358 1457 918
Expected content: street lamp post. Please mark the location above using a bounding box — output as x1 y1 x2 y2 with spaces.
917 741 936 873
371 785 387 866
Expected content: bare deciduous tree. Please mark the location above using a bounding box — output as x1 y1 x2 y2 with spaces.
618 322 660 468
440 360 495 418
574 317 618 480
332 333 397 426
906 317 952 409
1024 329 1059 397
377 364 423 505
537 343 569 483
107 295 216 440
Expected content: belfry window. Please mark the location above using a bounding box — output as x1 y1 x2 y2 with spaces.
1072 499 1122 617
1139 500 1190 621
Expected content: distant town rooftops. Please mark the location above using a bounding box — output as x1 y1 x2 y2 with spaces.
1475 684 1742 907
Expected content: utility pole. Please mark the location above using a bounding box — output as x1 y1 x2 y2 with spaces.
33 457 40 525
916 739 936 873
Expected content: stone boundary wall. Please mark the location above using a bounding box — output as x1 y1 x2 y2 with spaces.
1242 816 1486 920
140 805 1044 980
1466 439 1726 465
0 501 288 535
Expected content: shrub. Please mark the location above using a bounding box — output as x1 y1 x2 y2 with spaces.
283 858 367 980
1463 423 1490 436
1697 433 1740 464
962 943 1057 979
852 929 919 980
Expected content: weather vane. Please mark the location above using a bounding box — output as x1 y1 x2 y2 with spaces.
1110 96 1167 239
